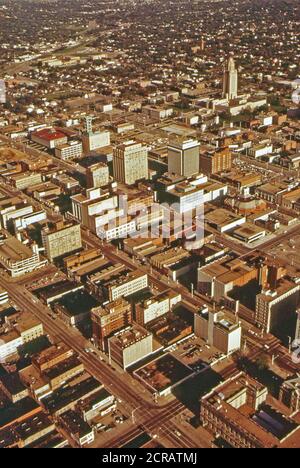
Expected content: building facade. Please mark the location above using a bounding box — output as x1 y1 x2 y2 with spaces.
113 141 148 185
91 298 133 351
194 306 242 355
86 163 110 189
42 221 82 262
108 325 153 369
223 56 238 100
168 139 200 177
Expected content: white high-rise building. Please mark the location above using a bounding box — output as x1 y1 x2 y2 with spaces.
223 56 238 100
113 141 148 185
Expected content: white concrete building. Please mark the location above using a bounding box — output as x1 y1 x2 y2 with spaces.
55 141 83 160
108 325 153 369
194 306 242 355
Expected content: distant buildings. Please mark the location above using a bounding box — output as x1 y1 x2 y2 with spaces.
113 141 149 185
168 139 200 177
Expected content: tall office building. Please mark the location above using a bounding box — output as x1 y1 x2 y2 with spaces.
223 56 238 100
86 163 109 188
295 309 300 341
194 306 241 355
113 141 148 185
200 147 232 175
41 220 82 261
255 278 300 339
168 139 200 177
108 324 153 370
91 298 132 352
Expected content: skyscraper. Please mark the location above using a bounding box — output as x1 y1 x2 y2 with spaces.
223 56 238 100
168 138 200 177
113 141 148 185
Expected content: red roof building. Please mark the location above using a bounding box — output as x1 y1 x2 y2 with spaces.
31 128 68 149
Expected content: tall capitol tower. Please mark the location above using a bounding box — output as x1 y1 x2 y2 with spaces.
223 55 238 100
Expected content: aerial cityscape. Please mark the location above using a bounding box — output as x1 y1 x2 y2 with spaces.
0 0 299 451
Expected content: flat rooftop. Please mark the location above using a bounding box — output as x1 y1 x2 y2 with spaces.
109 324 151 349
233 223 266 238
205 208 245 228
258 278 300 302
0 397 40 429
36 280 82 301
14 413 54 441
0 237 34 262
42 375 102 414
0 372 27 396
56 289 99 316
134 354 194 394
43 356 83 381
